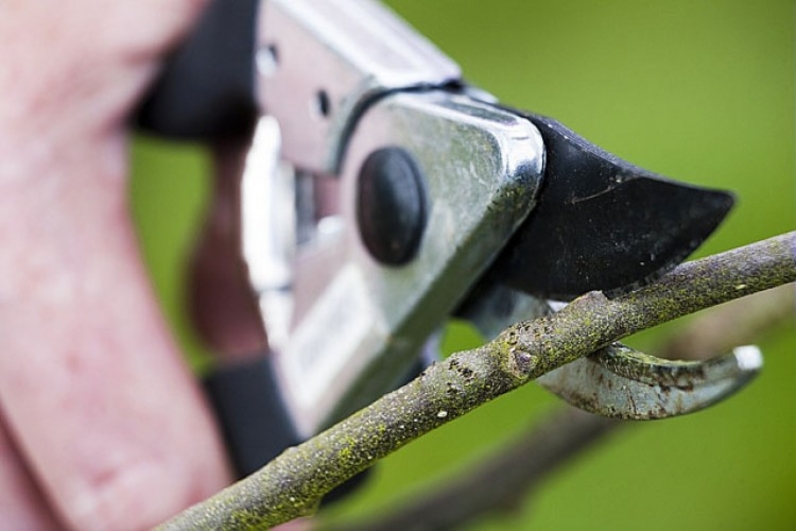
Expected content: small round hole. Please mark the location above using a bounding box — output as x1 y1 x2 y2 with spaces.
267 44 279 64
256 44 279 76
315 90 331 118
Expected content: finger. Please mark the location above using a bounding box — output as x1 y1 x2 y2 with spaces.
1 1 234 527
0 0 208 146
0 145 232 529
0 409 60 530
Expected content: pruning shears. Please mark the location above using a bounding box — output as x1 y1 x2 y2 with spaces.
137 0 761 480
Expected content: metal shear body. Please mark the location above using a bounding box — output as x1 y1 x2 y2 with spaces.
138 0 758 478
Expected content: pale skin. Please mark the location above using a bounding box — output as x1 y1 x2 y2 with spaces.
0 1 273 529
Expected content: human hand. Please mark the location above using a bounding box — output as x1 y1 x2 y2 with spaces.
0 1 236 528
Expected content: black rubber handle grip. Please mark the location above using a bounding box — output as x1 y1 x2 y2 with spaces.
204 356 301 477
135 0 261 140
204 356 372 502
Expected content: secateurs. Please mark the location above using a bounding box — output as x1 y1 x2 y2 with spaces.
137 0 761 478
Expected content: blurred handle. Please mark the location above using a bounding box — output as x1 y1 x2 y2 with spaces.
204 356 372 501
204 356 300 477
135 0 261 140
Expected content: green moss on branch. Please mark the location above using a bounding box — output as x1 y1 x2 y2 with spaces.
159 232 795 530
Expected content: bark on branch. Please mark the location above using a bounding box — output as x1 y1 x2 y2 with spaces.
159 232 796 530
341 283 795 531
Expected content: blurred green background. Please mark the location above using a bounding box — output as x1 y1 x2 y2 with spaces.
131 1 795 529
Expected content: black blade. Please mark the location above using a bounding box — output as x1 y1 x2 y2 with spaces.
494 112 735 300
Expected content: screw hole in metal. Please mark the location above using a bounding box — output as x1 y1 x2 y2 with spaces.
315 89 331 118
257 44 279 77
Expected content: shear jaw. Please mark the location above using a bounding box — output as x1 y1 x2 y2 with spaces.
247 0 743 434
536 343 762 420
459 287 763 420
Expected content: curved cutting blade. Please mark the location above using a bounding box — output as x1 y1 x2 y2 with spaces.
536 343 762 420
494 112 735 300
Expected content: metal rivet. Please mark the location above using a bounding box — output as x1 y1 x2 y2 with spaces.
356 147 428 266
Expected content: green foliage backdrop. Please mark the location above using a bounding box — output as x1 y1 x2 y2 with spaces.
131 1 795 529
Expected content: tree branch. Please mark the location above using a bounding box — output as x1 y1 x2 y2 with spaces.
338 282 795 531
158 232 796 530
658 282 795 361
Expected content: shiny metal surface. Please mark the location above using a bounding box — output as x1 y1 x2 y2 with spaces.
257 0 461 174
244 0 740 437
263 92 544 436
240 117 295 351
536 344 762 420
461 287 762 420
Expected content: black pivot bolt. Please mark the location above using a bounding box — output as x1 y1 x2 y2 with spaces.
356 147 428 266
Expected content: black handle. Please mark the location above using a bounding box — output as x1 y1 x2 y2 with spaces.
135 0 261 140
204 356 301 477
204 356 372 502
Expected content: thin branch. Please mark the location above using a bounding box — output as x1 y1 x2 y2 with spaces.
158 232 796 530
658 282 795 361
337 408 618 531
338 283 795 531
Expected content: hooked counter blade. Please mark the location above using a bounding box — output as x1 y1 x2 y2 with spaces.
495 112 735 300
536 343 762 420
